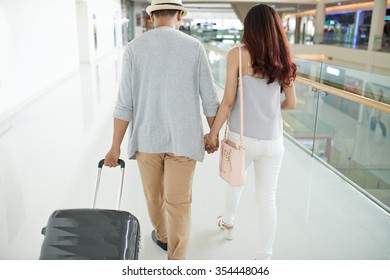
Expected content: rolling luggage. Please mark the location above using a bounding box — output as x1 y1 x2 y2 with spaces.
39 159 141 260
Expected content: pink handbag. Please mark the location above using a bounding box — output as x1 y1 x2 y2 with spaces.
219 46 245 187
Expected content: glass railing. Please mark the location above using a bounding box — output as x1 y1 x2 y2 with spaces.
294 57 322 82
204 43 390 213
296 59 390 106
289 33 390 53
288 32 370 50
373 35 390 53
191 28 390 53
182 29 242 44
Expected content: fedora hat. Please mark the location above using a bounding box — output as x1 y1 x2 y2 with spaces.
146 0 188 16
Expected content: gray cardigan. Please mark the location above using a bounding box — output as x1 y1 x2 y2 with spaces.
113 27 219 162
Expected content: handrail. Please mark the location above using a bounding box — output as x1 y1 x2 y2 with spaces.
296 76 390 114
204 44 390 114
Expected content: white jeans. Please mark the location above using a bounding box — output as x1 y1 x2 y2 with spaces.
222 132 284 260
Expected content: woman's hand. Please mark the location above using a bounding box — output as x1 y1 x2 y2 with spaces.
204 134 219 154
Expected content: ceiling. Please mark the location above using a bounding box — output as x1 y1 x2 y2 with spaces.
184 2 317 14
182 1 379 15
140 1 388 19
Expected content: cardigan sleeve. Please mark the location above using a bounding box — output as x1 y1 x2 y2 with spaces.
198 44 220 117
113 45 133 122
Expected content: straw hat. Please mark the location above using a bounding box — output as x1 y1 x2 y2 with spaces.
146 0 188 16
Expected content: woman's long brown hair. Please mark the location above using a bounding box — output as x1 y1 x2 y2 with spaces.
242 4 296 87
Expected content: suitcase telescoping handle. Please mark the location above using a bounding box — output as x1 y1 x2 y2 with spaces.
93 159 125 210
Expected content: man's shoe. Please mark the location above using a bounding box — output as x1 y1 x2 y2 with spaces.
216 216 234 240
151 230 167 251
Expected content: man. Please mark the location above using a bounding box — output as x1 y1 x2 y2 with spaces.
104 0 219 260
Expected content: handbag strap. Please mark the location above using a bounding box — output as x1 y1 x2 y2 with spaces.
238 46 244 145
223 46 244 148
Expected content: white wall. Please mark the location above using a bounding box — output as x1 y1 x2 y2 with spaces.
76 1 95 62
76 0 122 62
0 6 10 112
87 0 121 59
0 0 80 116
0 0 123 117
133 2 145 39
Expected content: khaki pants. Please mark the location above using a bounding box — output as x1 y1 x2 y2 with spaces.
136 152 196 260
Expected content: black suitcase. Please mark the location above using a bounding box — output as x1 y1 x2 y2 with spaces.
39 159 141 260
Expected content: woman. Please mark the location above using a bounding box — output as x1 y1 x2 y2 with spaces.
205 4 297 260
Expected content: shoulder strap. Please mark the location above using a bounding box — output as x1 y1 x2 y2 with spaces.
223 46 244 147
238 46 244 145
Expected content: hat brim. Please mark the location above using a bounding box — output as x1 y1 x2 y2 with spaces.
146 5 187 16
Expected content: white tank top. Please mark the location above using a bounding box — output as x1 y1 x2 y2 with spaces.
228 75 283 140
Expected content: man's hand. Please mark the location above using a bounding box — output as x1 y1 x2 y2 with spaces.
104 147 121 167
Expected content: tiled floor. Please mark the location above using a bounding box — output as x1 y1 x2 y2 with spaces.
0 50 389 260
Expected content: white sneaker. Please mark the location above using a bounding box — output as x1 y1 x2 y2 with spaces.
216 216 234 240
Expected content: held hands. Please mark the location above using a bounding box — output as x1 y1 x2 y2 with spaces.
104 147 120 167
204 133 219 154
